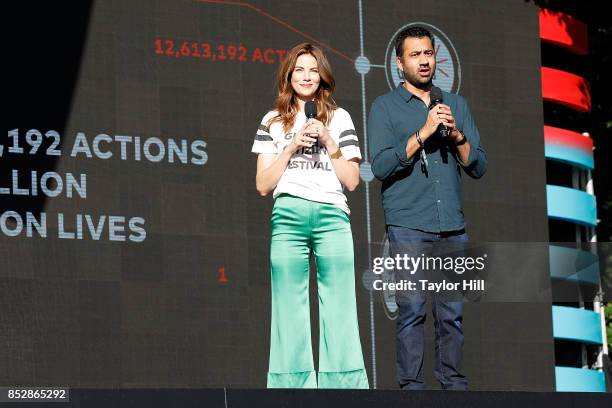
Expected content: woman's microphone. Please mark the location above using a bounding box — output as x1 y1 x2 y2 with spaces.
305 100 317 119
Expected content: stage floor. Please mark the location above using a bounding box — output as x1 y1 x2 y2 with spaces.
1 388 609 408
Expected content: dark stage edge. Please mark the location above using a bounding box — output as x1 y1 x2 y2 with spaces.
1 389 610 408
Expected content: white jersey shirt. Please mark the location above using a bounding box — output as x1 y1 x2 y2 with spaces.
251 107 362 214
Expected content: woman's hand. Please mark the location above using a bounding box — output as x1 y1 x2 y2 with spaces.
304 119 332 148
287 120 319 154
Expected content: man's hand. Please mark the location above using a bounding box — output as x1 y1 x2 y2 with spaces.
421 103 457 141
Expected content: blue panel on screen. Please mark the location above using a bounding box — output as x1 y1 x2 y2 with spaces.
546 185 597 226
555 366 605 392
552 305 602 345
549 245 600 285
545 144 594 169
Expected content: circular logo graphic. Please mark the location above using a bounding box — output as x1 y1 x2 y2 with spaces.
385 22 461 93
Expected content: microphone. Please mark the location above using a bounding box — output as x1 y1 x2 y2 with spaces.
429 86 448 138
305 100 317 119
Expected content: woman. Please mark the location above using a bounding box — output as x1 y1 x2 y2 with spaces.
251 43 369 389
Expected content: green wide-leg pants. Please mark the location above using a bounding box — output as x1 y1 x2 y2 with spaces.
267 194 369 389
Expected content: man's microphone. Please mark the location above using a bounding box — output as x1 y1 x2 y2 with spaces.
305 100 317 119
429 86 448 138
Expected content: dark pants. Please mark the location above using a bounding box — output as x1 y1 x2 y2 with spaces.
387 225 468 391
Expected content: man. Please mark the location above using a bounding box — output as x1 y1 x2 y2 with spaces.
368 26 486 390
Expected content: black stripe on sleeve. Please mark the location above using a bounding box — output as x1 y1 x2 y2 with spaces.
255 134 273 141
339 129 357 139
339 139 359 148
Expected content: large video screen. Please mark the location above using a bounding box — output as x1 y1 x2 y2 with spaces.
2 0 554 390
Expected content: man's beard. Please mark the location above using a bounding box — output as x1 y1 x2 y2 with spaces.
402 67 434 90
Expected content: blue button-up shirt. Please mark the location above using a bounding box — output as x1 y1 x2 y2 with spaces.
368 84 487 233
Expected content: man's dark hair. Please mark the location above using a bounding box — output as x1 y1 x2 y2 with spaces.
395 26 435 57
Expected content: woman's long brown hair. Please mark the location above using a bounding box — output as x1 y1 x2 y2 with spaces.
269 43 337 133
